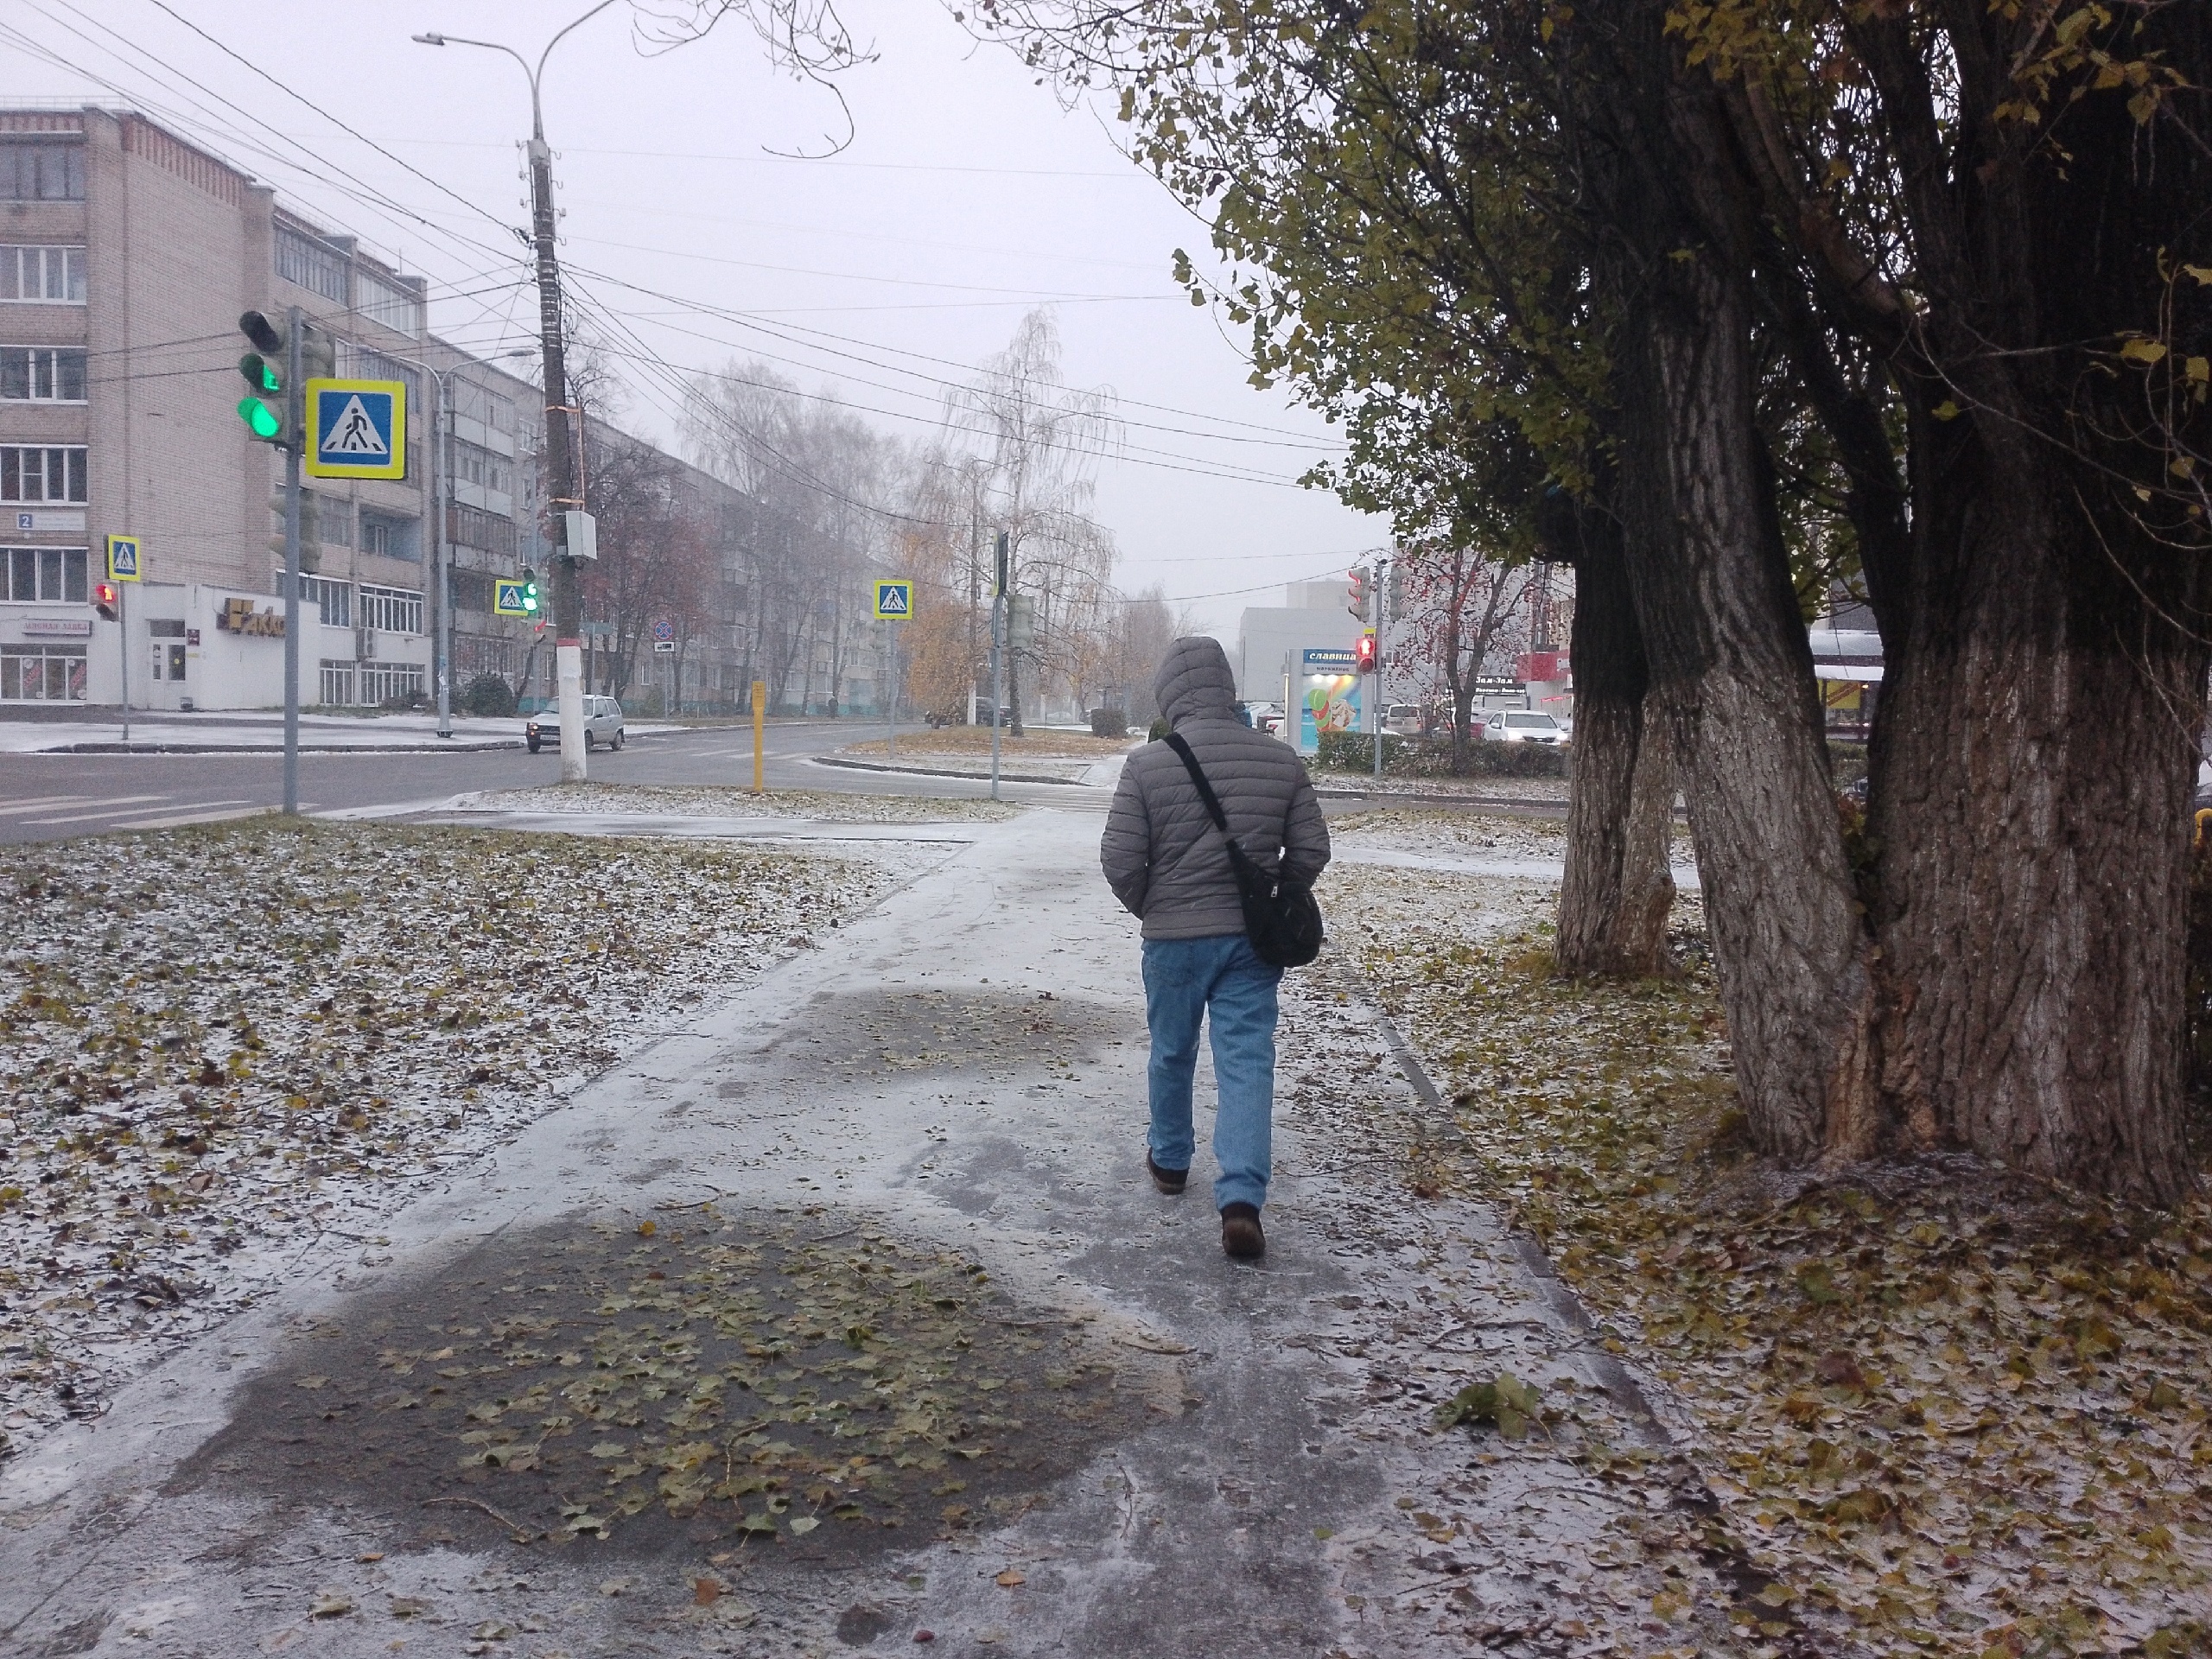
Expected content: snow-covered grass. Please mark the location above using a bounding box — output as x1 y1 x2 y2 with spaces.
1311 772 1572 803
452 784 1020 823
1330 858 2212 1656
1329 806 1571 862
0 819 906 1458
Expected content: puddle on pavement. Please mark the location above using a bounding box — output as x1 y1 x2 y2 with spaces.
765 988 1135 1081
172 1210 1156 1566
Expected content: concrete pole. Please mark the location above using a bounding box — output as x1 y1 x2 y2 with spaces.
752 678 766 794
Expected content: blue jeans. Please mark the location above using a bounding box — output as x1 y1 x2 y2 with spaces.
1141 934 1284 1213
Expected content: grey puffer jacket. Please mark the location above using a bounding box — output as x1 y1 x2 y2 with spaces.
1100 635 1330 941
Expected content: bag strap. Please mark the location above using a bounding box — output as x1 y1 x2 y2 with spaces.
1161 732 1232 836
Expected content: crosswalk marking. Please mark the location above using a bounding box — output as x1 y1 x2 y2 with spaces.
23 797 177 825
107 803 266 832
0 795 96 817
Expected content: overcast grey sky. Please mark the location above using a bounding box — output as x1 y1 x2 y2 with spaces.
0 0 1387 634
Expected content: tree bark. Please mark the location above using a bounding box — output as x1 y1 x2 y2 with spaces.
1554 491 1675 977
1585 16 1880 1160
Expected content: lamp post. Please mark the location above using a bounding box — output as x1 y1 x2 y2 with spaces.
414 0 614 783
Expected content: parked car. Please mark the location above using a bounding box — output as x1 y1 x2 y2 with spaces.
1239 700 1287 736
1485 710 1566 745
526 695 626 753
1384 702 1423 736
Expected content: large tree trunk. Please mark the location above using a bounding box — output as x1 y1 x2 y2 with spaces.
1577 0 1879 1161
1555 493 1675 978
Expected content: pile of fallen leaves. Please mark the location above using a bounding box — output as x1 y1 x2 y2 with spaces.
0 819 894 1452
1344 888 2212 1657
181 1211 1139 1554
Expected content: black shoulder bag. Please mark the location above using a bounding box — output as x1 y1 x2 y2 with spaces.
1163 733 1325 969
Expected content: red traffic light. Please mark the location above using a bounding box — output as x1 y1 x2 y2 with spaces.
1355 632 1378 673
93 581 120 620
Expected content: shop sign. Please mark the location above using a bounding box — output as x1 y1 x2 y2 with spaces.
217 597 286 638
22 618 93 639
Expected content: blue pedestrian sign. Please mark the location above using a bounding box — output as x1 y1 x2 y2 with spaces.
303 378 407 480
105 533 143 582
873 579 912 620
493 580 533 618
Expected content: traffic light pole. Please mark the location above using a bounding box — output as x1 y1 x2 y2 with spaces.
1372 556 1388 786
116 579 130 749
281 305 304 817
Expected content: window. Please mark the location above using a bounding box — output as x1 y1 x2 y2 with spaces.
452 438 509 494
5 547 87 603
318 660 355 706
307 490 351 547
446 503 517 556
359 661 425 704
0 645 86 700
0 245 86 302
275 224 347 302
341 343 420 410
1 347 86 401
354 267 422 336
449 569 491 613
300 575 352 627
454 378 515 434
358 583 423 635
0 447 87 503
359 511 420 563
0 143 84 202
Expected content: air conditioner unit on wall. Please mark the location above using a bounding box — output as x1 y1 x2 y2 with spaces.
355 627 376 663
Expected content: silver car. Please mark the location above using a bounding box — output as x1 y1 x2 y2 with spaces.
525 695 626 753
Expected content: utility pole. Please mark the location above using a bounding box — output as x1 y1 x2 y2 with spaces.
415 1 614 783
989 530 1007 802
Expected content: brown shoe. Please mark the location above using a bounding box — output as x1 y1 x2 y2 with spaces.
1220 1202 1264 1261
1146 1151 1188 1195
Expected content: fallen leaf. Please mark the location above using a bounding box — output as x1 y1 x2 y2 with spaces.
994 1569 1027 1588
693 1578 723 1606
308 1591 354 1618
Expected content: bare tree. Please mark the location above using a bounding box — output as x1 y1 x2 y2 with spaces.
943 309 1122 733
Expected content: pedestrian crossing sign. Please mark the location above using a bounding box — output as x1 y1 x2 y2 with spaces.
105 534 143 582
304 378 407 480
873 579 912 620
493 580 532 617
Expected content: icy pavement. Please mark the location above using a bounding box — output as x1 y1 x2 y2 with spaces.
0 806 1732 1657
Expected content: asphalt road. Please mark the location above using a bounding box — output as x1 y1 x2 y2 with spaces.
0 721 1098 846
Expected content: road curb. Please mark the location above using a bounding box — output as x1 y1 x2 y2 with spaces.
811 754 1089 787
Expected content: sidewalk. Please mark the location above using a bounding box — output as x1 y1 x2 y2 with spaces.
0 808 1709 1656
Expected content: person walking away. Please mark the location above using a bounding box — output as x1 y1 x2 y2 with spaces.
1100 636 1331 1260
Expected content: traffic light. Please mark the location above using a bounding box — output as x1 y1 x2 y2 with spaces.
236 310 286 442
520 569 540 614
1346 565 1371 620
93 581 120 621
233 309 332 447
1355 631 1378 673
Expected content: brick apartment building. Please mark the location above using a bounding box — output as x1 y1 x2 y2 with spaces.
0 106 793 715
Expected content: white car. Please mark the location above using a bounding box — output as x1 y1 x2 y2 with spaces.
1384 702 1424 736
1485 710 1566 745
525 695 626 753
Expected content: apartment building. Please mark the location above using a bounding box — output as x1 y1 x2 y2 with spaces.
0 105 790 717
0 106 538 712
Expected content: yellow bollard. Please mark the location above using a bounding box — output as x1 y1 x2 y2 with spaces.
753 679 766 795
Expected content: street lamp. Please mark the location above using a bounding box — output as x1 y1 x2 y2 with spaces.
413 0 616 783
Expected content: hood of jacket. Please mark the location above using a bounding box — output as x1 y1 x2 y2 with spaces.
1154 635 1239 729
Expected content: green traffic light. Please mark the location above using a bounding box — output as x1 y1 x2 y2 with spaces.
236 396 283 441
